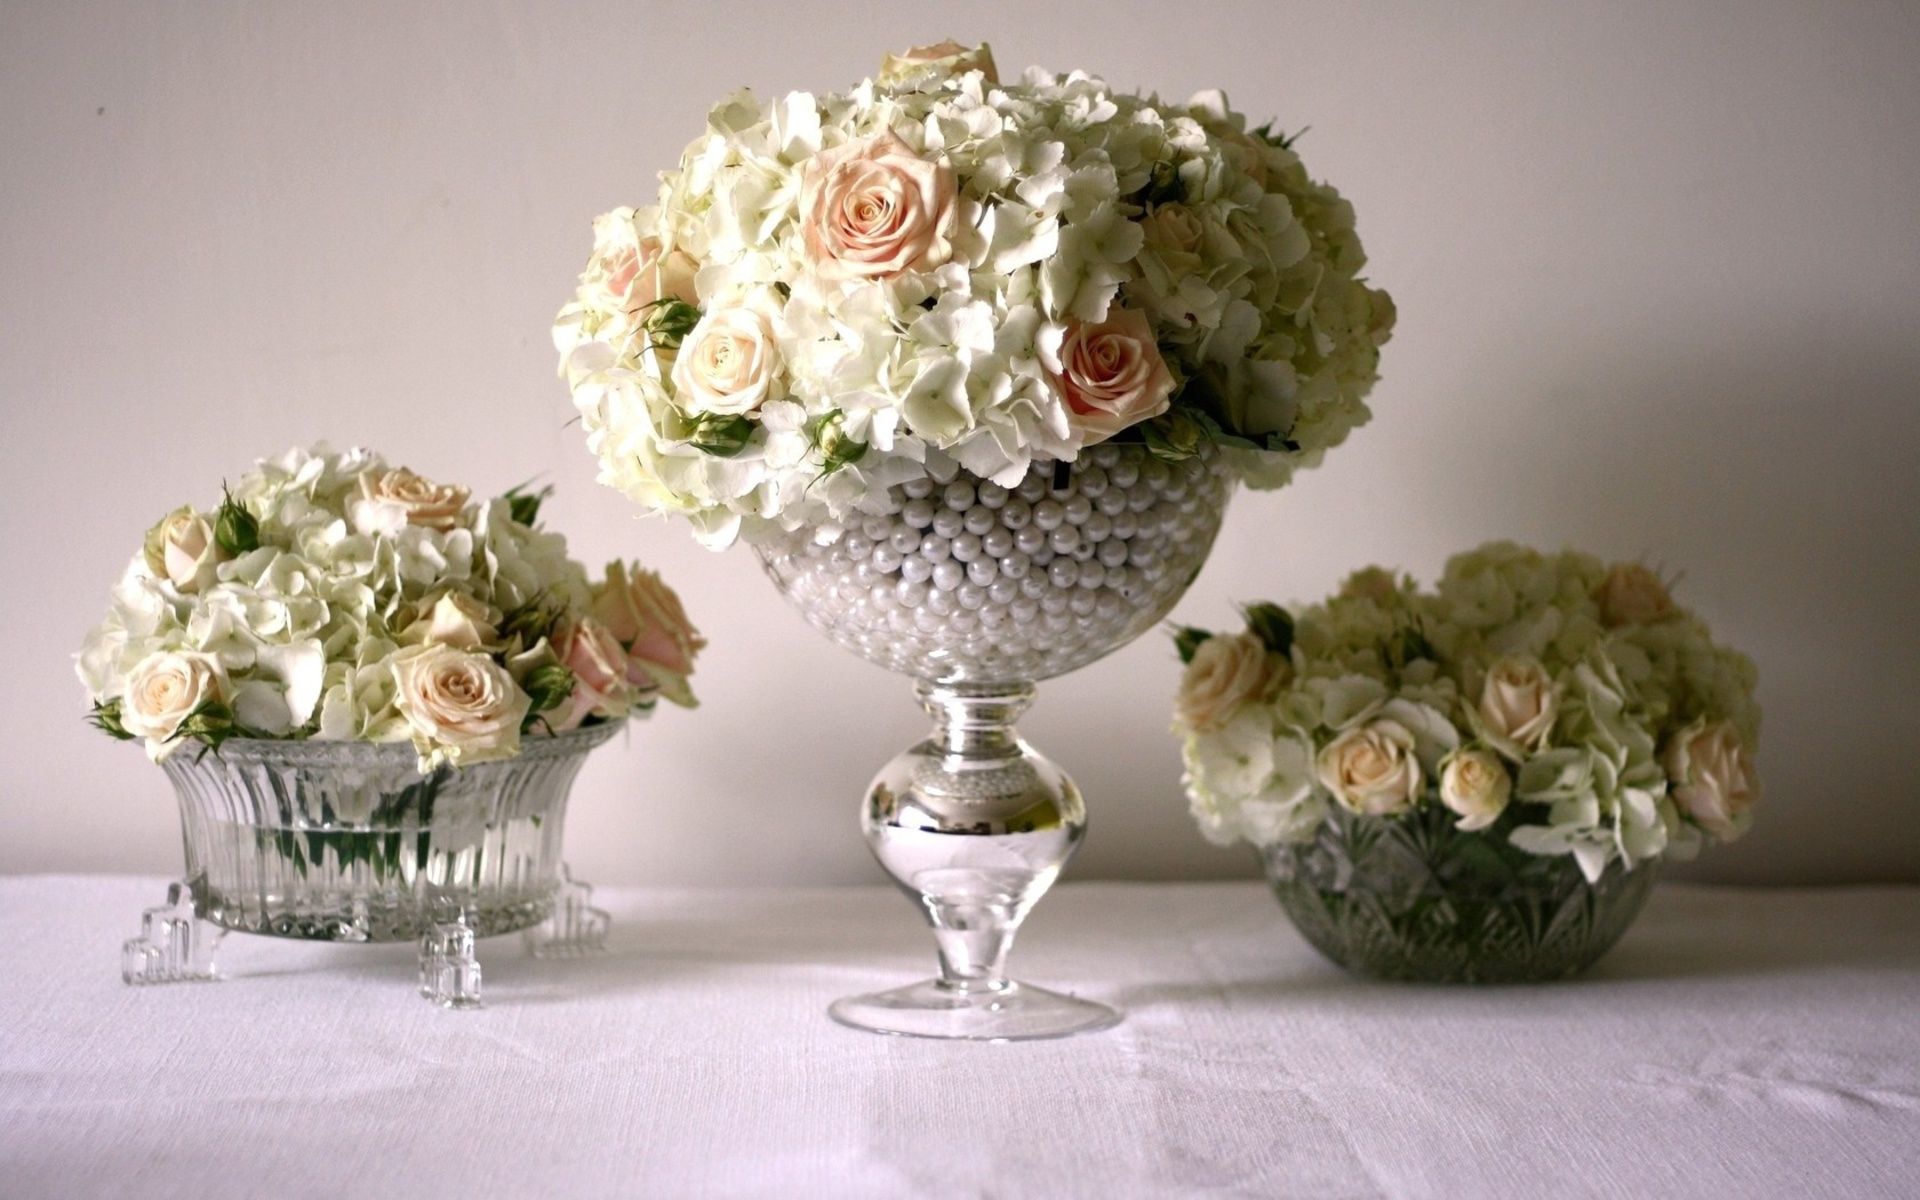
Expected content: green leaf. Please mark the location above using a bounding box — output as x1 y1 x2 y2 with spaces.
806 411 868 474
642 298 702 352
502 481 554 528
214 486 260 557
688 412 755 458
87 699 136 741
1242 603 1294 657
1138 159 1187 207
520 664 576 727
1172 626 1214 665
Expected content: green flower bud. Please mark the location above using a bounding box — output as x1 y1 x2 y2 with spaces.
1242 603 1294 657
1172 626 1214 665
214 488 260 557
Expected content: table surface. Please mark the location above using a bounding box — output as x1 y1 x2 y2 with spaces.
2 876 1917 1200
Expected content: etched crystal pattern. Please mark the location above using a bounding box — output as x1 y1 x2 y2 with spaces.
1262 805 1660 983
160 723 619 941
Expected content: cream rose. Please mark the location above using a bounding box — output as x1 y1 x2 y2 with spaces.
122 650 229 760
1664 719 1759 839
352 468 469 534
1053 308 1176 442
1316 719 1422 816
1174 631 1281 734
1438 747 1512 831
601 235 699 315
877 40 998 86
590 561 704 708
671 300 785 416
146 508 224 594
799 132 959 282
400 591 499 651
1597 562 1674 628
1141 204 1205 258
1477 656 1558 757
391 645 528 767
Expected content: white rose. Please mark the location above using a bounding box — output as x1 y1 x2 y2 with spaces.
1173 631 1282 734
351 467 470 535
121 650 229 761
1476 656 1558 757
145 508 225 594
1316 718 1421 817
390 645 529 768
670 298 785 416
1664 718 1759 839
1438 747 1512 831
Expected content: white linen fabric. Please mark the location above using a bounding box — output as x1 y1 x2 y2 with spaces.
1 877 1916 1199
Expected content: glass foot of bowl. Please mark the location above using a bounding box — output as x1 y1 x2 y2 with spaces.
830 979 1121 1041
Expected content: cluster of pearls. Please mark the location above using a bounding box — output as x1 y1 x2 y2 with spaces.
757 443 1234 682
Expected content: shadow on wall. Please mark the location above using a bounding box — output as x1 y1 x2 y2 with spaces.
1499 322 1920 884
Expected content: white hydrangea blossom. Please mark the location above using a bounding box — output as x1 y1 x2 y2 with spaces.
556 55 1394 547
77 444 700 770
1176 543 1762 880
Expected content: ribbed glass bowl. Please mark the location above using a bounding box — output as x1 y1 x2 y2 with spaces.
160 723 620 941
1261 804 1660 983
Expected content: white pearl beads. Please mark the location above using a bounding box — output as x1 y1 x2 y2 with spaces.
756 445 1233 682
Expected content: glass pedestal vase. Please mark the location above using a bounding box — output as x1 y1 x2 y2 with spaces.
1260 804 1660 983
757 442 1234 1038
122 722 620 1007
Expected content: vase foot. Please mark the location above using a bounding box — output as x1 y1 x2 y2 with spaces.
122 879 223 985
418 892 483 1009
829 979 1121 1041
523 862 611 959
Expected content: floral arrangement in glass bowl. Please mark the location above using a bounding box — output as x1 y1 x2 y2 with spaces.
1172 542 1761 982
78 444 705 1002
553 40 1395 548
78 443 702 769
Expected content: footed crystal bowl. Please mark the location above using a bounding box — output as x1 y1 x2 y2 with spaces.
757 443 1233 1039
1261 804 1660 983
161 723 620 941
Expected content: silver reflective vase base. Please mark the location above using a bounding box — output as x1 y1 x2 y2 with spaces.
839 681 1121 1040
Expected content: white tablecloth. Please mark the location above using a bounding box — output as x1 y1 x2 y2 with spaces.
2 877 1916 1199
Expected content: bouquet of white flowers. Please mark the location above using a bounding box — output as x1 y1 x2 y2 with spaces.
1173 543 1761 882
78 445 703 771
555 41 1394 547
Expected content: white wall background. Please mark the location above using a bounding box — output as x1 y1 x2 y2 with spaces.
3 1 1916 887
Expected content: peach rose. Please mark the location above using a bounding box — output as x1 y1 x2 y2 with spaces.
877 40 998 86
1596 562 1674 628
1053 308 1176 442
352 467 469 534
602 235 699 315
391 644 526 766
591 561 703 708
799 132 958 282
1316 719 1422 816
1477 656 1557 757
1174 631 1281 734
670 300 784 416
1664 719 1759 839
548 617 635 730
